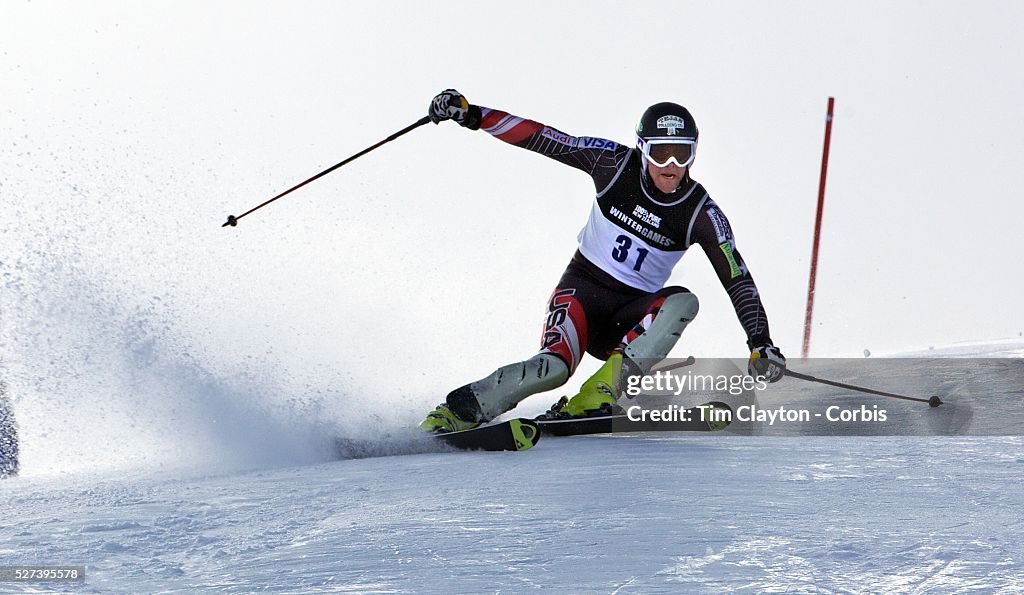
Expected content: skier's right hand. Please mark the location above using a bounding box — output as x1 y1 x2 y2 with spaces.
429 89 481 129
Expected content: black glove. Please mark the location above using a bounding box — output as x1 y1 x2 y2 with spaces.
748 343 786 383
428 89 481 129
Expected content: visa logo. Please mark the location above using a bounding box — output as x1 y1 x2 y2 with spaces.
578 137 618 150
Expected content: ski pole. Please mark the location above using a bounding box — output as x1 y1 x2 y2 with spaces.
650 355 696 374
784 369 943 407
222 115 432 227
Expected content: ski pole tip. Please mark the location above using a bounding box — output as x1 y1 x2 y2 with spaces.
928 395 943 408
223 215 238 228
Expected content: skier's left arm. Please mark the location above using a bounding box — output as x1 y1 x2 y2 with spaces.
690 200 786 382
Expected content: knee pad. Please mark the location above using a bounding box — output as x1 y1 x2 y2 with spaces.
622 292 699 375
447 353 570 422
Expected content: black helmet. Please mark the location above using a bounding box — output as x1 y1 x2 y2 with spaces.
636 102 698 142
636 102 699 169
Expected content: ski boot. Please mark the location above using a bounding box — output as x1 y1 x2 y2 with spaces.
543 353 626 419
419 403 481 434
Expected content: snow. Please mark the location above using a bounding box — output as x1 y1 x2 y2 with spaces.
3 435 1023 592
3 344 1023 592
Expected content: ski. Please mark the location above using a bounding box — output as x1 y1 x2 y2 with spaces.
536 401 733 437
334 418 540 459
435 418 540 452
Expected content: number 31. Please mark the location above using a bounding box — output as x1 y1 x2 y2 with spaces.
611 235 649 272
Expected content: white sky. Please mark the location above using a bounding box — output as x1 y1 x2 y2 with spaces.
3 1 1023 408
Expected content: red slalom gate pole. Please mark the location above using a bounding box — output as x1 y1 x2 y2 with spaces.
801 97 835 359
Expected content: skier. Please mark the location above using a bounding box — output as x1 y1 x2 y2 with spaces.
421 89 785 433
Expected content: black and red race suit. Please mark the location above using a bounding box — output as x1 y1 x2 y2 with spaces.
476 106 774 372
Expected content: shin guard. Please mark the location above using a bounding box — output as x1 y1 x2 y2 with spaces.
622 292 699 376
447 353 570 422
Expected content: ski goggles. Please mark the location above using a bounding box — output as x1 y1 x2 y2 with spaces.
639 138 697 168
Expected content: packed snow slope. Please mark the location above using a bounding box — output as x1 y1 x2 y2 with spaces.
3 435 1023 593
2 344 1023 593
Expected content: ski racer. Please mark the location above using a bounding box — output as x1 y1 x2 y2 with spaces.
421 89 785 433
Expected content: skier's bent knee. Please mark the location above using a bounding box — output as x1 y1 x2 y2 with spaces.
622 292 699 375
